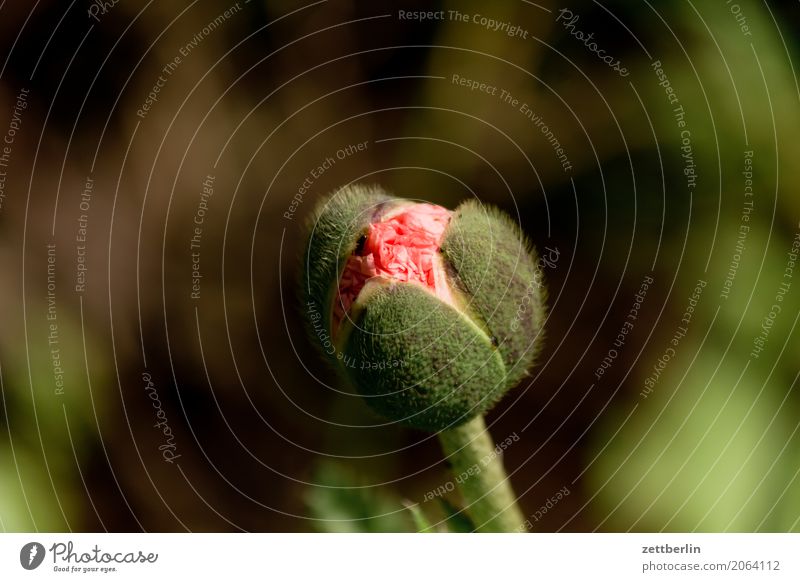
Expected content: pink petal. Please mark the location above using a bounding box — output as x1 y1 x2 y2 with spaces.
333 202 453 332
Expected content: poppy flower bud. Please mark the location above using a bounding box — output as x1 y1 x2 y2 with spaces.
303 184 545 432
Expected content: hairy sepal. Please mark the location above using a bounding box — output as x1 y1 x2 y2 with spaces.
342 283 506 432
440 200 546 389
303 184 393 344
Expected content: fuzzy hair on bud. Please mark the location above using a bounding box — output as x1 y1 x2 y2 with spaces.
302 184 545 432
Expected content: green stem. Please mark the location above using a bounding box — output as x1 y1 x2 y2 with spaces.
438 415 526 532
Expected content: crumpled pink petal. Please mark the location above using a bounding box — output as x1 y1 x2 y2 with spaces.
333 203 453 331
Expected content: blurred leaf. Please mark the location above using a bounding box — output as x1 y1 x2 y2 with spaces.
589 345 796 531
0 445 71 531
403 500 434 533
304 460 413 533
774 439 800 532
437 498 475 533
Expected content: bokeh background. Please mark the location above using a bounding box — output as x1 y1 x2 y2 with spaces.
0 0 798 532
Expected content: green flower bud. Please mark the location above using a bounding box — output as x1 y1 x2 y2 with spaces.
303 185 545 432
